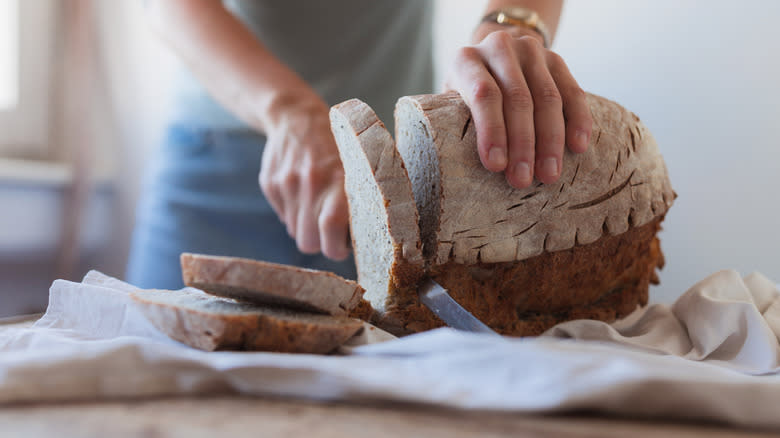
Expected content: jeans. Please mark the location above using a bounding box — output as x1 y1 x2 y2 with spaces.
126 124 357 289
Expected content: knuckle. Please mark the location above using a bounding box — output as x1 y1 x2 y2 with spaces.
485 30 515 49
455 46 481 63
550 131 566 147
297 164 315 184
471 80 501 103
518 35 544 53
513 133 535 150
545 50 565 67
280 172 299 188
536 83 562 106
540 129 566 149
480 121 506 138
307 166 329 186
505 86 533 113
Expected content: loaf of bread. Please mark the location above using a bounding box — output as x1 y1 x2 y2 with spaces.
180 253 368 317
330 92 675 336
131 288 364 353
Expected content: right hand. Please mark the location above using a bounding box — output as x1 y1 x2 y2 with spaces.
258 94 351 261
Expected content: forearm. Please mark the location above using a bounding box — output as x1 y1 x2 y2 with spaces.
473 0 563 44
147 0 316 133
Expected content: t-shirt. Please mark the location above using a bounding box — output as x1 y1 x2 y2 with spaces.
167 0 434 131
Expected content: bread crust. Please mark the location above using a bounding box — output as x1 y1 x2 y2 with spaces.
332 92 675 337
131 289 364 353
180 253 364 317
377 217 663 336
330 100 425 313
397 92 676 266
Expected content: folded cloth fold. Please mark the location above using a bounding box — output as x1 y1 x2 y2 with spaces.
546 270 780 374
0 269 779 429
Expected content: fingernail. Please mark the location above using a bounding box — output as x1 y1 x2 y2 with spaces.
513 162 531 185
488 147 507 170
575 130 589 149
542 157 558 178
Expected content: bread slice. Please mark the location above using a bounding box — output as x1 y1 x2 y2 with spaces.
131 288 364 353
331 92 675 336
329 100 424 314
180 253 365 317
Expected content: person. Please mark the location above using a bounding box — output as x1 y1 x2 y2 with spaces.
127 0 591 290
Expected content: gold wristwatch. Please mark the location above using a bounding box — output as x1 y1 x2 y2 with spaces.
481 7 550 48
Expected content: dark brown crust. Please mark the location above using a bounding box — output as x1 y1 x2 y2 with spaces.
347 298 378 322
390 245 426 289
131 292 364 354
377 217 664 337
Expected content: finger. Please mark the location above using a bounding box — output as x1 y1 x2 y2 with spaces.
258 166 288 232
318 181 350 261
277 168 300 239
295 169 321 255
482 32 535 188
296 208 320 255
521 40 565 184
448 46 508 172
547 51 592 153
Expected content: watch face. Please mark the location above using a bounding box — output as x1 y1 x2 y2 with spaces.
487 7 550 48
506 7 534 21
498 8 538 27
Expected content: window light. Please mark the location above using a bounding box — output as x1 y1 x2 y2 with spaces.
0 0 19 110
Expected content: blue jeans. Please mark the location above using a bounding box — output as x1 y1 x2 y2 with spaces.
126 125 357 290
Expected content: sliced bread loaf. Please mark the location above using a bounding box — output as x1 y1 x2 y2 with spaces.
131 288 364 353
180 253 365 317
329 99 424 315
331 92 675 336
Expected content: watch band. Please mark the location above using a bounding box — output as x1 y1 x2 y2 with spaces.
481 7 551 48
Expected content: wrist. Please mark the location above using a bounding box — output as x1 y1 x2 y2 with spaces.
261 88 329 136
475 7 550 47
472 21 546 46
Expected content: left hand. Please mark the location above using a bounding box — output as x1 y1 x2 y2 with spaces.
445 28 592 189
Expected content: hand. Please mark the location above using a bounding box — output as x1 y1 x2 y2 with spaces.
445 29 592 188
258 94 350 261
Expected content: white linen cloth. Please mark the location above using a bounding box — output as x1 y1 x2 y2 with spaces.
1 270 779 428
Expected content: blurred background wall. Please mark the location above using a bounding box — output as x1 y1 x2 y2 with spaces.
1 0 778 316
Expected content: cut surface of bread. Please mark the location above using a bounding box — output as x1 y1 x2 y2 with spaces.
181 253 364 317
330 100 424 314
331 92 675 337
131 288 364 354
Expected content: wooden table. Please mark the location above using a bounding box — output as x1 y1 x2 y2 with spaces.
1 396 776 438
0 317 775 437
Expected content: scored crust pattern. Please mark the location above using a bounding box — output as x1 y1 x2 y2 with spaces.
399 92 676 265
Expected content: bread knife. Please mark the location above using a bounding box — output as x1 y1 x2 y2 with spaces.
418 278 500 335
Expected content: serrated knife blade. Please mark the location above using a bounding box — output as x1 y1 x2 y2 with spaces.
418 278 500 335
